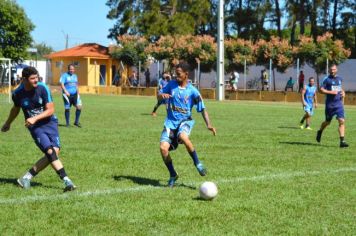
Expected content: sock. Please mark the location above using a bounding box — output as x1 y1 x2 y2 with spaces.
65 110 70 125
23 168 37 180
300 117 305 124
305 124 309 128
56 168 67 180
164 160 177 177
340 137 345 142
75 109 81 124
152 103 159 113
189 150 200 166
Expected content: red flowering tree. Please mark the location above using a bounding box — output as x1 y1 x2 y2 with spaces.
225 38 255 72
255 37 295 90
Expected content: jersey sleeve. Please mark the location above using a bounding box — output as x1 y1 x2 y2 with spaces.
40 83 53 104
321 76 329 89
59 73 66 84
11 93 20 107
160 80 171 94
192 89 205 113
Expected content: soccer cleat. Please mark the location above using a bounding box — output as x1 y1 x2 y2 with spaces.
167 174 179 187
316 130 322 143
17 178 31 189
63 179 76 192
305 126 312 130
340 141 349 148
299 123 304 129
73 123 82 128
196 162 207 176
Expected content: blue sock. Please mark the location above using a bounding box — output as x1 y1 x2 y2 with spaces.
75 109 81 124
189 150 200 166
165 160 177 177
65 110 70 125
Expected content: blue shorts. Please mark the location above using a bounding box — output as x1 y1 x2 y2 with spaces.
63 93 82 109
160 120 195 151
303 104 314 116
29 120 60 153
325 106 345 122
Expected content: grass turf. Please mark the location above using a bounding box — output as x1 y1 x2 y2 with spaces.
0 94 355 235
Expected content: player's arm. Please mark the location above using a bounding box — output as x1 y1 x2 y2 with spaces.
25 102 54 127
1 106 21 132
320 86 338 95
157 81 171 100
301 86 306 106
201 109 216 136
60 76 70 96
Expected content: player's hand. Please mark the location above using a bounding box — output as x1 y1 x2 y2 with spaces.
314 103 318 109
160 93 171 99
341 90 345 98
25 117 36 128
65 91 70 97
208 126 216 136
1 123 10 132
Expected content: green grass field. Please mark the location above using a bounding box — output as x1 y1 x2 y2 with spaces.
0 94 355 235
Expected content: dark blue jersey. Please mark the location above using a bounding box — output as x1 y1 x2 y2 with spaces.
321 75 343 108
12 82 57 127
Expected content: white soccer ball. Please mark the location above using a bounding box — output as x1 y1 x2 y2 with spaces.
199 181 218 200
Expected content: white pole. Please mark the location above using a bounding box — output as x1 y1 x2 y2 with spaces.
297 58 300 91
197 61 201 89
139 60 141 86
269 58 272 91
244 58 246 91
7 59 11 103
326 58 329 74
216 0 224 101
157 61 160 80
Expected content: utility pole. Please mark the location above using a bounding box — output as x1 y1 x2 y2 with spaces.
216 0 225 101
62 30 69 49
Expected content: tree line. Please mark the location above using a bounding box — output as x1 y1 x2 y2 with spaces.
106 0 355 57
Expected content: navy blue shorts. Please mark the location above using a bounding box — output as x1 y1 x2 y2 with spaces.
63 93 82 109
29 120 60 153
325 106 345 122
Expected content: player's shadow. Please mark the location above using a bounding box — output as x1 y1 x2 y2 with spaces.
113 175 164 187
280 141 320 146
140 113 153 116
277 126 300 130
0 177 43 188
113 175 196 190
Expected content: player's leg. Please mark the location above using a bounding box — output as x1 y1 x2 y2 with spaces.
152 99 163 116
178 121 207 176
337 110 348 147
316 109 332 143
73 93 82 127
62 94 71 127
160 128 178 187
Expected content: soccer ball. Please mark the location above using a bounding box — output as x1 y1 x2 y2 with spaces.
199 181 218 200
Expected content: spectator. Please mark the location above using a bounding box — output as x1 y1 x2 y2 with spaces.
261 69 269 91
145 68 151 88
298 70 305 93
284 77 295 92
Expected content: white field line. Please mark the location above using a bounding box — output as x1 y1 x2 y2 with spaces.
0 167 355 205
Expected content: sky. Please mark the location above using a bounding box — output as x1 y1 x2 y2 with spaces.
16 0 114 51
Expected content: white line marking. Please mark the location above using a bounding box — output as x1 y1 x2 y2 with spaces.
0 167 355 205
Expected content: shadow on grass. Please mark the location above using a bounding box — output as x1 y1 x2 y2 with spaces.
113 175 196 190
140 113 153 116
277 126 300 130
280 141 321 146
0 177 44 188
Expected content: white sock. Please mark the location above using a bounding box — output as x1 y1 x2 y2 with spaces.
63 176 70 182
23 172 33 180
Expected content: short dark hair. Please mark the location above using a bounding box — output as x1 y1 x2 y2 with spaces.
176 61 190 72
68 64 75 70
22 67 38 79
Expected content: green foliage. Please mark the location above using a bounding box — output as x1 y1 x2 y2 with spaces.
0 0 34 61
27 42 54 60
0 95 355 234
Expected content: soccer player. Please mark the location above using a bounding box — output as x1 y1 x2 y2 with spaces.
316 64 349 148
1 67 76 191
60 64 82 127
151 71 171 117
158 62 216 187
299 77 317 130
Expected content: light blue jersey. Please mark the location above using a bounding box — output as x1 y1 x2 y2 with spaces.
161 80 205 129
304 84 316 106
60 72 78 95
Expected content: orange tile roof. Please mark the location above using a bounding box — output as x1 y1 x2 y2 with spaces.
46 43 110 59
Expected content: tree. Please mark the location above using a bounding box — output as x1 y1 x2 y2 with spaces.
0 0 34 61
27 42 54 60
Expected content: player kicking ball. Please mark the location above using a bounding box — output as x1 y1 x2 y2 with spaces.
1 67 76 192
299 77 317 130
158 62 216 187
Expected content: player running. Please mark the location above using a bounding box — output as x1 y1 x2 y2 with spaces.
60 64 82 127
299 77 317 130
1 67 76 191
158 62 216 187
316 64 349 148
151 71 171 117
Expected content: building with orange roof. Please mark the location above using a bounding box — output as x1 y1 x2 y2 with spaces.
46 43 121 87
